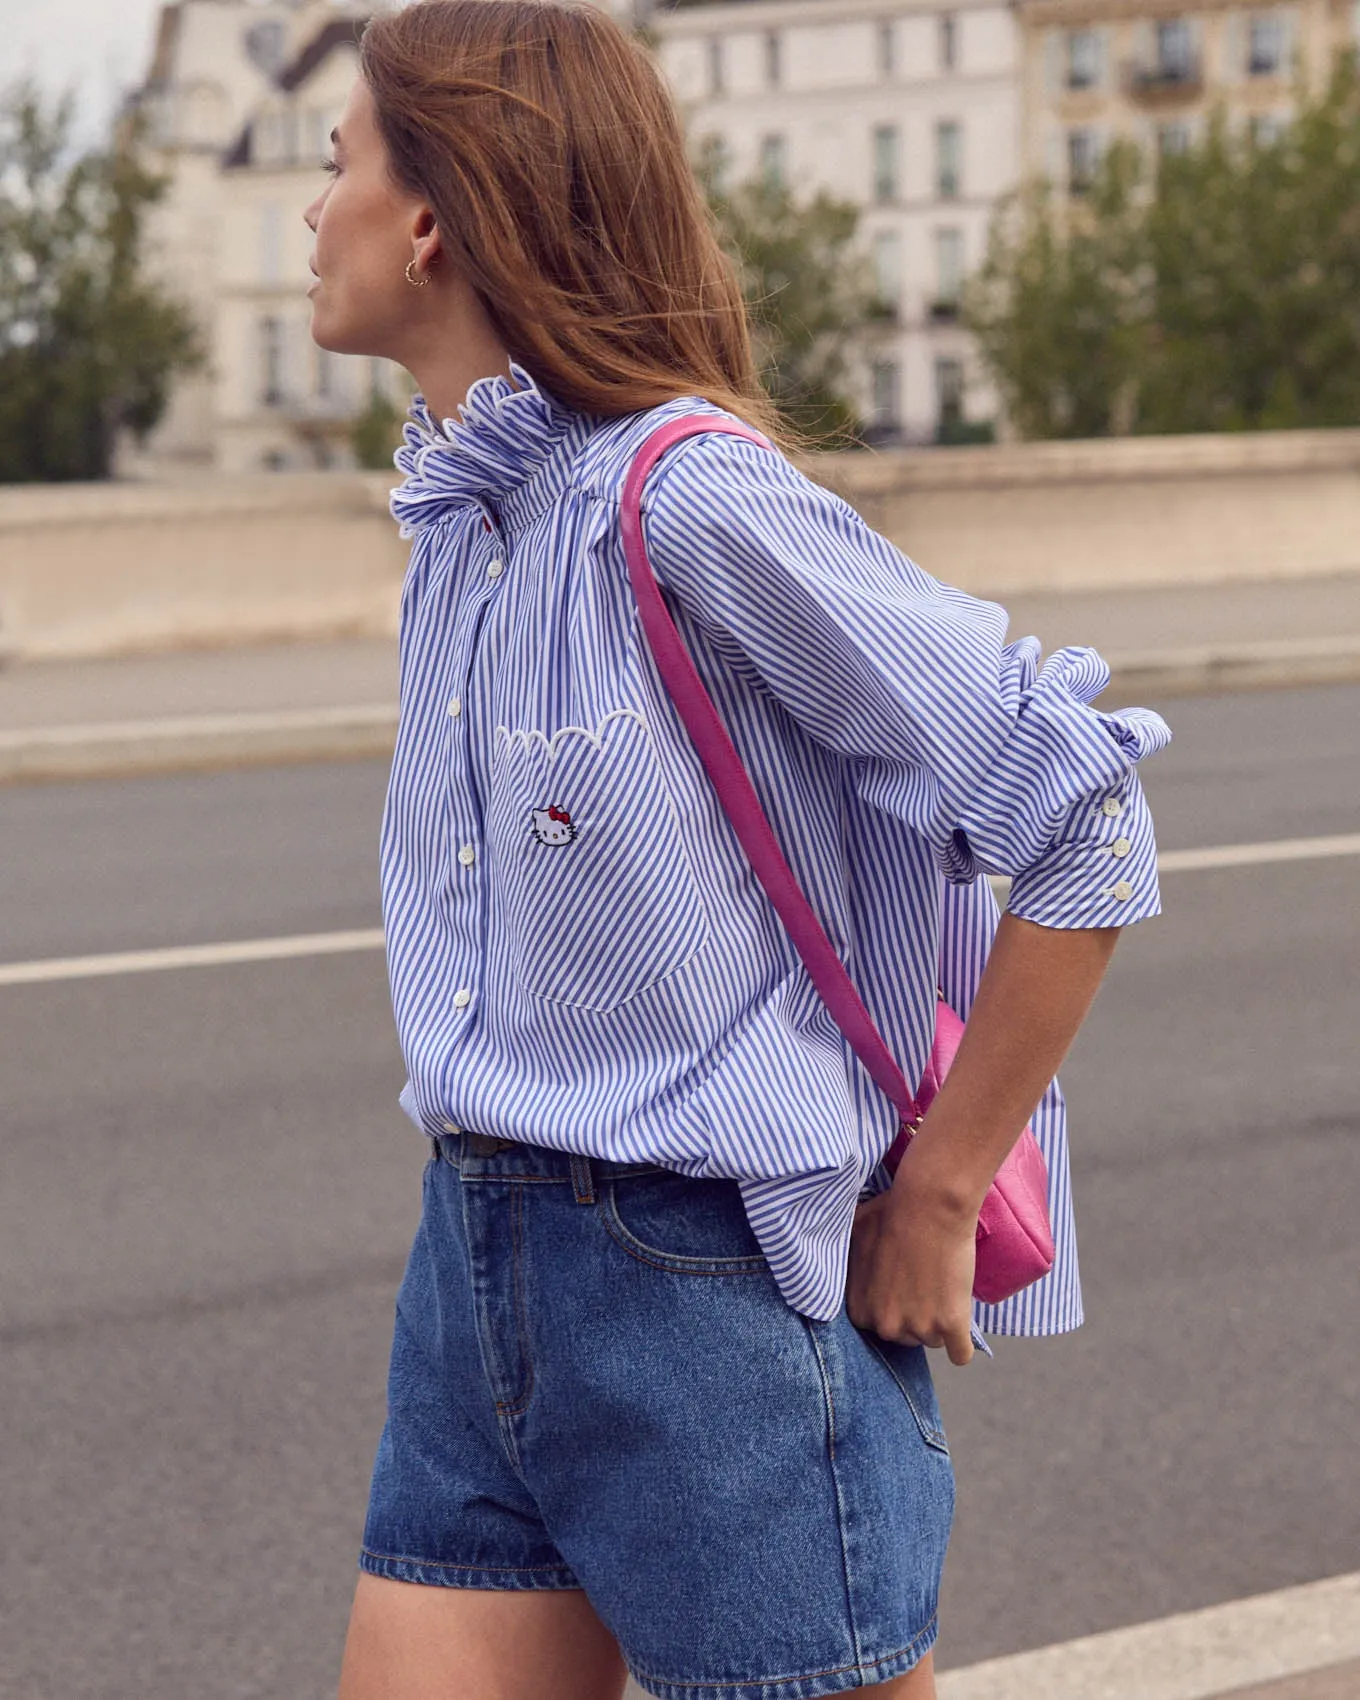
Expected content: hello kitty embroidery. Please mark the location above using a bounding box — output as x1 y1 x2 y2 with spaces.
531 805 577 847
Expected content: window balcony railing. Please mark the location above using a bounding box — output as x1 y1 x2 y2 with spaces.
1124 56 1203 102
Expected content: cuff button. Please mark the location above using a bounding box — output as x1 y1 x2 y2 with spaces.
1112 880 1134 902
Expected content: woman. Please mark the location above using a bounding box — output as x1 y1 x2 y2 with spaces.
304 5 1170 1697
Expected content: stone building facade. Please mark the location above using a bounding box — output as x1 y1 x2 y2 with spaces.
126 0 402 475
652 0 1020 444
1017 0 1360 193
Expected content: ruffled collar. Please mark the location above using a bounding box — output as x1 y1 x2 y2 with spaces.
390 360 590 539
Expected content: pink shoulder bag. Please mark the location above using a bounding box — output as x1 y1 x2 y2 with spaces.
620 415 1055 1306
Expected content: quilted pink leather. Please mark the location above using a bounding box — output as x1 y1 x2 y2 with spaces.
621 414 1055 1306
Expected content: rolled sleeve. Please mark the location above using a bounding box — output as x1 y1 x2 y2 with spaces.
949 642 1168 928
641 431 1171 928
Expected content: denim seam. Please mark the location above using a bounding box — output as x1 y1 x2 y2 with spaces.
599 1183 768 1277
625 1611 937 1695
456 1172 571 1185
859 1334 950 1454
804 1323 865 1678
360 1546 572 1576
494 1184 536 1422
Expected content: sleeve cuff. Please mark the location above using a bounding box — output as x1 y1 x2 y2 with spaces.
1006 768 1162 928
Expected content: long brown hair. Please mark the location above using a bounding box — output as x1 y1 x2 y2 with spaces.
359 0 802 451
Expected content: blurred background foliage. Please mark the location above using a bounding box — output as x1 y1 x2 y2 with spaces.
967 55 1360 439
0 83 203 483
699 157 879 450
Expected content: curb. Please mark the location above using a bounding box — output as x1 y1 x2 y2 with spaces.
934 1573 1360 1700
0 704 397 785
1101 635 1360 699
3 639 1360 785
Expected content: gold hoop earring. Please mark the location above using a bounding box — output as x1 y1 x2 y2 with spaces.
405 258 431 288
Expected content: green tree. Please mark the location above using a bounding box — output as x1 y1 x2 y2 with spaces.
965 56 1360 438
351 388 406 470
965 140 1148 439
1142 60 1360 431
0 83 203 482
699 152 879 448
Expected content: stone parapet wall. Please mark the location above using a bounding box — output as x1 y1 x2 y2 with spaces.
4 429 1360 662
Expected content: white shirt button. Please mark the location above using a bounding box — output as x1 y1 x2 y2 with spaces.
448 696 462 718
452 987 472 1010
1101 797 1122 818
458 844 476 867
1110 837 1132 859
1112 880 1134 902
487 556 505 580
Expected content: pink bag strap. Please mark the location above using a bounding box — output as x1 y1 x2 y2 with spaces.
620 414 927 1129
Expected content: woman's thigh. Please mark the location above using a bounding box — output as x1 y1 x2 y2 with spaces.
337 1573 630 1700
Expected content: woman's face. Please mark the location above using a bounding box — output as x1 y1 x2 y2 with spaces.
303 78 436 358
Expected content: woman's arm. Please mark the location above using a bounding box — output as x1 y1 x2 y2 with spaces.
847 913 1119 1363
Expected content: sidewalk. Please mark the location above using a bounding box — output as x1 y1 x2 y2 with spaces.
4 574 1360 783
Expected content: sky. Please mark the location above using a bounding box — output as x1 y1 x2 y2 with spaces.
0 0 180 145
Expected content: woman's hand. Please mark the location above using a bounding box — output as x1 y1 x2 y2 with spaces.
846 913 1121 1363
846 1139 980 1365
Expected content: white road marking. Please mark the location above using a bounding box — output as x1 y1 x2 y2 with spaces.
2 832 1357 989
936 1569 1360 1700
1158 830 1360 873
0 929 385 988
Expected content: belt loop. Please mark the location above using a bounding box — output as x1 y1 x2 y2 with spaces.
569 1153 596 1206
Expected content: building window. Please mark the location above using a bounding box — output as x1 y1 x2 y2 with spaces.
939 12 958 71
871 229 902 317
1249 112 1284 145
259 202 282 284
259 316 286 408
935 356 965 436
245 20 286 75
759 133 787 190
258 105 300 167
872 124 899 203
933 227 964 314
1067 127 1100 193
1157 120 1191 157
877 19 895 77
764 30 782 88
870 359 901 437
1155 19 1195 80
707 37 724 96
303 107 332 162
697 132 731 196
935 121 962 200
1066 29 1102 89
1247 13 1284 75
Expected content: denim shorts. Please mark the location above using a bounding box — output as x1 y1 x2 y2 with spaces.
360 1132 955 1700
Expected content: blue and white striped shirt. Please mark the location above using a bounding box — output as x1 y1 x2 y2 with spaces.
382 362 1171 1334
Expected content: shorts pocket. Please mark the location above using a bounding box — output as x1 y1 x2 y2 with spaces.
489 708 709 1013
600 1171 769 1275
860 1333 951 1455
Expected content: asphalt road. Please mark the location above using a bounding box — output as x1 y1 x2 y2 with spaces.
2 684 1358 1698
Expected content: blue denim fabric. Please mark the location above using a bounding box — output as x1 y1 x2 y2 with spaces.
361 1134 955 1700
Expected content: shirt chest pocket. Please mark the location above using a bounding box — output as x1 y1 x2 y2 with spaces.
488 708 710 1013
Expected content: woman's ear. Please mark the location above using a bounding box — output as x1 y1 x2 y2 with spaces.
410 206 442 273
